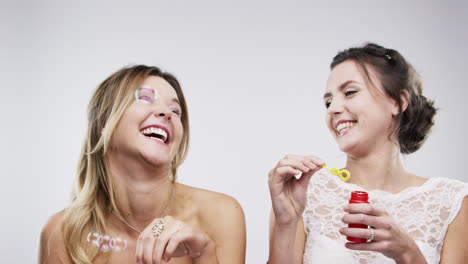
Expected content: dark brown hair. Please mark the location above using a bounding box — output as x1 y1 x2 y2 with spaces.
331 43 437 154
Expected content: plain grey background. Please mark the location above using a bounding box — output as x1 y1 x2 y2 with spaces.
1 0 467 263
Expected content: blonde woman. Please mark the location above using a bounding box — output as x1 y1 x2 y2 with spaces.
39 65 246 264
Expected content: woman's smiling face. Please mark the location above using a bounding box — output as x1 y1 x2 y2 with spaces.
110 76 184 167
324 60 398 156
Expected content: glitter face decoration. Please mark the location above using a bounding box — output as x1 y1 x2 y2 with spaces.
87 232 127 252
135 86 157 104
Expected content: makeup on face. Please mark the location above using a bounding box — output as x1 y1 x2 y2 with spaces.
135 86 158 104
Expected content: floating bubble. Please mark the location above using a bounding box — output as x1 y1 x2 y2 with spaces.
99 234 112 252
86 232 128 253
110 237 127 252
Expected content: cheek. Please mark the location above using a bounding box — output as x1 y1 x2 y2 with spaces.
173 119 184 140
325 114 334 133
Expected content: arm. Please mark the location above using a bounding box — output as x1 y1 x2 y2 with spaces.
440 196 468 263
269 209 306 264
39 212 73 264
267 154 324 264
202 195 246 264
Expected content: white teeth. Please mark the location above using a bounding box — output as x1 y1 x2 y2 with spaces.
141 127 168 142
336 122 356 136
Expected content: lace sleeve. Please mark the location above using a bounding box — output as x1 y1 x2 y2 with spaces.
446 180 468 224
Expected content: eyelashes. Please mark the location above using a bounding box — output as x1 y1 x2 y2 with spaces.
324 90 358 108
171 109 182 117
345 90 357 96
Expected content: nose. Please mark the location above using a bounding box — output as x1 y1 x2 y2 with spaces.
327 97 344 115
153 104 172 120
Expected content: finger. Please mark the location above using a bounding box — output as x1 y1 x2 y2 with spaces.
135 235 144 263
269 166 302 185
142 235 156 264
153 218 181 264
303 155 326 167
341 212 392 230
344 203 387 216
164 230 191 260
297 170 313 189
339 227 385 242
297 167 321 189
345 240 388 252
279 154 324 171
277 158 312 173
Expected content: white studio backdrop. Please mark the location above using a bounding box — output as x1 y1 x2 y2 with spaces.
1 0 467 262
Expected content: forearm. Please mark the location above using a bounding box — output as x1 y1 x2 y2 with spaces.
395 243 427 264
268 222 301 264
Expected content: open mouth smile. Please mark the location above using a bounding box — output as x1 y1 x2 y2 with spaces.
140 126 169 144
336 121 356 136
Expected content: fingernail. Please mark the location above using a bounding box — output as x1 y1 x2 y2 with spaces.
343 205 349 211
184 249 188 254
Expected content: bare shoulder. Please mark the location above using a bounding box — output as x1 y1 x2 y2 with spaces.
175 183 246 262
39 210 72 263
440 196 468 263
176 183 245 221
410 174 428 186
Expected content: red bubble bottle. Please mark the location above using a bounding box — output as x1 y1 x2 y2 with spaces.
346 191 369 243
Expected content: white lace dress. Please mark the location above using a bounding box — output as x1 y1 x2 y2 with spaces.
302 169 468 264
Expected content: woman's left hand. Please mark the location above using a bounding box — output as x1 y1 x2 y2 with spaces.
136 216 217 264
339 204 426 264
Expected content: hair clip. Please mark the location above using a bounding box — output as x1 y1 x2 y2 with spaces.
384 53 396 65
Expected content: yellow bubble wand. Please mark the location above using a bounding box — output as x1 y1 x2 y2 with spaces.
321 165 350 182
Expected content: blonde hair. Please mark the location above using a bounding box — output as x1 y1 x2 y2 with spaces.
61 65 190 263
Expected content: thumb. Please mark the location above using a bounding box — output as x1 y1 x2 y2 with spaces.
297 168 318 189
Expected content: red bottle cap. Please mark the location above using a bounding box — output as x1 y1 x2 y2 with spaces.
349 191 369 204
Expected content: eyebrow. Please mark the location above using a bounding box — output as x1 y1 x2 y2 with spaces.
172 98 181 107
323 80 361 99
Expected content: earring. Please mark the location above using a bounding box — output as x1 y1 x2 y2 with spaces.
392 110 399 116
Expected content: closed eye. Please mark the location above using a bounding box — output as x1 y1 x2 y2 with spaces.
345 90 357 96
171 109 182 117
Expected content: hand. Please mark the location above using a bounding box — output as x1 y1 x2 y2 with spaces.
136 216 216 264
340 204 426 264
268 154 324 226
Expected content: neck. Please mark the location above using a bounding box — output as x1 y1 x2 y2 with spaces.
105 150 175 234
345 142 409 193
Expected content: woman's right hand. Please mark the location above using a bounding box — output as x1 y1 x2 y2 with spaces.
268 154 324 226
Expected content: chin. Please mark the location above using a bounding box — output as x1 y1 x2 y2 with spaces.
144 157 172 167
140 151 172 166
337 140 358 155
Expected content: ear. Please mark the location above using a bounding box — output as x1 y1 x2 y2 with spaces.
400 89 410 113
391 90 410 116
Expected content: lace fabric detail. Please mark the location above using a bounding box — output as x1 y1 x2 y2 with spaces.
302 169 468 264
